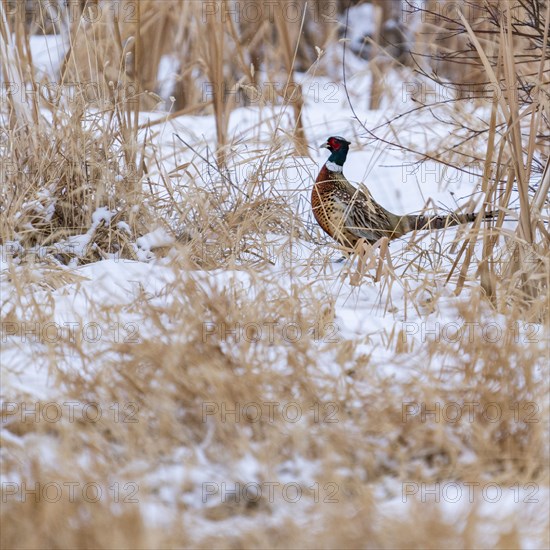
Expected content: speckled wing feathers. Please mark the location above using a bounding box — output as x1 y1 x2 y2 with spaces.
312 167 404 247
312 159 492 248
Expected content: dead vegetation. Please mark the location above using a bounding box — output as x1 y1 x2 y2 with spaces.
1 1 549 548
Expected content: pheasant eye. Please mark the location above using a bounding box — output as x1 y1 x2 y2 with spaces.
329 139 340 150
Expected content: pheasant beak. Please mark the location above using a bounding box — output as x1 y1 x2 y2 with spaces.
320 141 329 149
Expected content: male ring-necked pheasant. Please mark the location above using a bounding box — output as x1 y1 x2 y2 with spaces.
312 136 494 248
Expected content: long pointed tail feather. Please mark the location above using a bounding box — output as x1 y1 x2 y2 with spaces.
411 211 497 232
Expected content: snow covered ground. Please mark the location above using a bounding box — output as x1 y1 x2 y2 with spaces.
1 29 548 549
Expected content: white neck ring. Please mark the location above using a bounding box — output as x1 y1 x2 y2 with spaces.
325 160 342 173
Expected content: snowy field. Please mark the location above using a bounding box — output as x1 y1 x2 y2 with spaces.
1 10 549 549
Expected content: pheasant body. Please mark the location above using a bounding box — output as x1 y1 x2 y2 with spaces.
312 136 492 248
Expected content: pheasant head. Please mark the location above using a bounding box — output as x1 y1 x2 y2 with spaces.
320 136 351 173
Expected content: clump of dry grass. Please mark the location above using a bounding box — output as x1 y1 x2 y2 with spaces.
1 1 549 549
0 0 156 264
55 0 339 156
363 0 550 320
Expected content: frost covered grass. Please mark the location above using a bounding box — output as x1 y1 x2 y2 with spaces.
1 1 549 549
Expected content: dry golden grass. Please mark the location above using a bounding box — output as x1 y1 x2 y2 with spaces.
1 1 549 549
2 256 548 548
